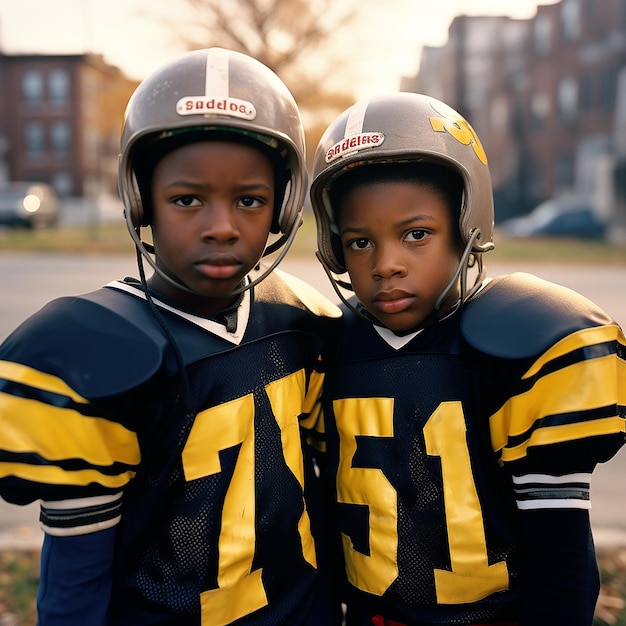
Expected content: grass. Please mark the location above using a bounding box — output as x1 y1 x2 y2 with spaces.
1 547 625 625
1 214 626 265
0 550 39 625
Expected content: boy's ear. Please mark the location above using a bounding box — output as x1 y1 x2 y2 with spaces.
331 234 345 269
270 170 292 234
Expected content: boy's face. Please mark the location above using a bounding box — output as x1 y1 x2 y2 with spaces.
338 179 462 333
149 140 275 314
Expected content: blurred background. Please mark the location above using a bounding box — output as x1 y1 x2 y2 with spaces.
0 0 625 243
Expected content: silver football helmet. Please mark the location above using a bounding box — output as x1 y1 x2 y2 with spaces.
118 47 307 294
310 92 495 310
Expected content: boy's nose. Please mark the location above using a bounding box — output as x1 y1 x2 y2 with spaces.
372 245 407 279
201 205 239 241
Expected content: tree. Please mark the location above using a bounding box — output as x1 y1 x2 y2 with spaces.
157 0 360 157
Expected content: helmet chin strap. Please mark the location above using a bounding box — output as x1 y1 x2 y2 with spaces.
125 209 301 299
433 227 484 318
317 227 486 331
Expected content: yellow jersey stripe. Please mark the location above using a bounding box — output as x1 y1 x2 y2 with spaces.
491 354 622 452
0 394 140 466
500 416 625 463
0 461 135 489
0 360 88 404
523 325 623 379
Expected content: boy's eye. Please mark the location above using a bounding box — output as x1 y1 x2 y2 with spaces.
348 238 372 250
238 196 265 209
174 195 200 207
406 229 428 242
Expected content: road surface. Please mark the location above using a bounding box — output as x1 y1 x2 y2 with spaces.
0 251 625 548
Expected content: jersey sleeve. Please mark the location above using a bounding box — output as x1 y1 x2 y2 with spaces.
470 274 626 511
0 294 158 507
492 321 625 510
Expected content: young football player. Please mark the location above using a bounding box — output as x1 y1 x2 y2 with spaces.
0 48 342 625
309 92 626 626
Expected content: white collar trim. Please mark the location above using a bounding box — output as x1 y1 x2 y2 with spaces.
373 324 422 350
106 280 250 345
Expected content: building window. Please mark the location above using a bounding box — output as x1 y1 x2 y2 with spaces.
24 122 45 158
22 70 44 107
534 15 552 56
52 171 73 197
558 78 578 124
556 152 575 190
580 74 592 112
531 92 551 129
491 96 508 132
48 69 70 107
561 0 581 42
600 66 617 112
50 121 71 156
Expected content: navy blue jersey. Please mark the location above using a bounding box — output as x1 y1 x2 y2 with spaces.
0 268 342 625
322 273 625 625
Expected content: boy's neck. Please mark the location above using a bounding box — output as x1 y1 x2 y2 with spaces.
145 275 245 321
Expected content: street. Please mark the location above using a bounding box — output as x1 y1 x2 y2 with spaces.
0 251 625 548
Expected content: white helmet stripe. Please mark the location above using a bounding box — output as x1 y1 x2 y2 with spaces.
344 99 369 137
205 48 229 97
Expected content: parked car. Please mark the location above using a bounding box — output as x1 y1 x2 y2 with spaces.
0 182 60 228
498 196 607 240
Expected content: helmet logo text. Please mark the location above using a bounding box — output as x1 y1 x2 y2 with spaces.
325 132 385 163
176 96 256 120
429 115 488 166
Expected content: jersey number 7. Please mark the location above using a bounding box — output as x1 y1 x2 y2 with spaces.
182 370 316 624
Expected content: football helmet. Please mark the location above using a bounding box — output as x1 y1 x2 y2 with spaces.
118 47 307 293
310 92 495 309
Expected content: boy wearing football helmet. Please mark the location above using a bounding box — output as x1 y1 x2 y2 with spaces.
310 92 626 625
0 48 341 624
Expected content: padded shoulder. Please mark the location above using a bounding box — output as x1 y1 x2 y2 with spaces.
261 268 341 318
0 286 168 399
461 272 614 358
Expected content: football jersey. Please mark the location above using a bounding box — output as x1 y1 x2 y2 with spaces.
322 272 626 625
0 267 342 625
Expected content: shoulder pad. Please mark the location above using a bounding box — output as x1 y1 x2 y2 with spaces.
255 269 341 317
461 272 614 358
1 287 167 399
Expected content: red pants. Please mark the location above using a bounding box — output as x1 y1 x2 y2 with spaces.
372 617 517 626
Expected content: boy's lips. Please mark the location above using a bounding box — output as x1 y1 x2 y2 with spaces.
194 254 242 279
372 290 415 314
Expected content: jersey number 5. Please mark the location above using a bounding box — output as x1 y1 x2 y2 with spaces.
334 398 508 604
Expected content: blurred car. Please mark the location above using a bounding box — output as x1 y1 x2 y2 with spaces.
0 181 60 228
498 196 607 240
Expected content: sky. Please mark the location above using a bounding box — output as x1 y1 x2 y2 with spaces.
0 0 559 98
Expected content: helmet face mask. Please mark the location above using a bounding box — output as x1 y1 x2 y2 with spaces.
119 47 306 244
310 93 495 278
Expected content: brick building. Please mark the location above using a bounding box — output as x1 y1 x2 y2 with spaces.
0 52 137 199
406 0 626 238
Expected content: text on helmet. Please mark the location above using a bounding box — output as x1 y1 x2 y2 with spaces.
176 96 257 120
325 133 385 163
428 113 488 165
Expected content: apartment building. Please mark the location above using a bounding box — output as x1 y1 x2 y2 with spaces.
0 52 137 198
408 0 626 236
